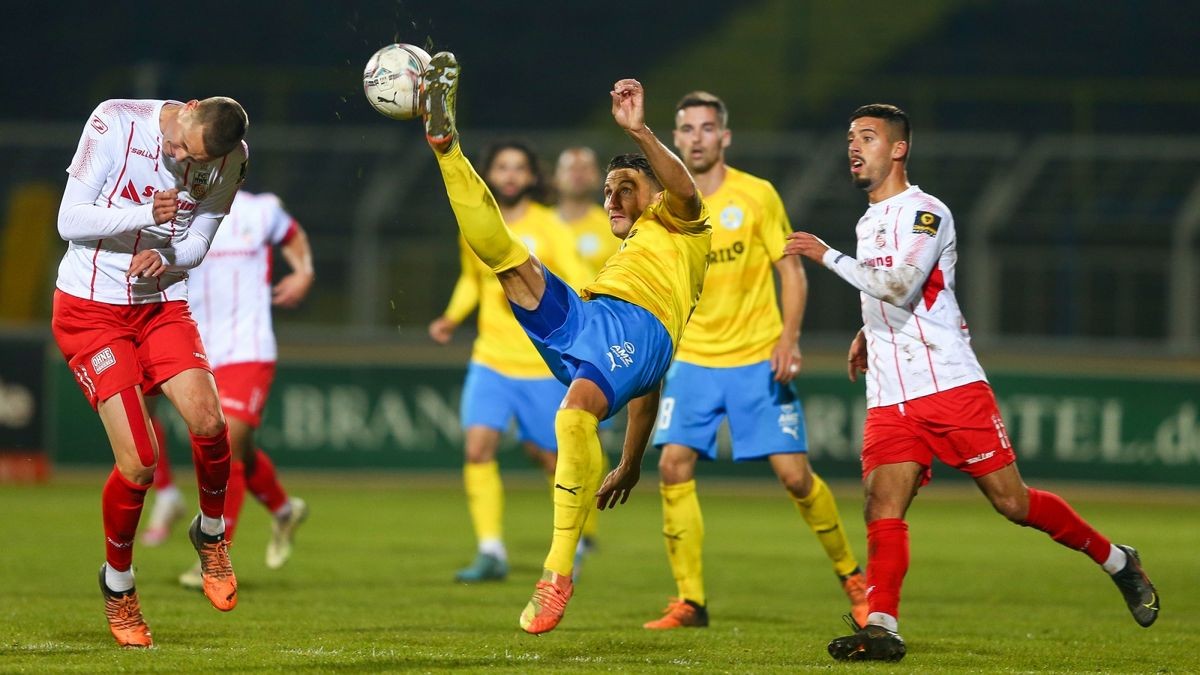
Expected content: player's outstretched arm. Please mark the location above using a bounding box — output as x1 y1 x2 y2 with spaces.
596 386 660 510
610 79 701 221
785 231 929 307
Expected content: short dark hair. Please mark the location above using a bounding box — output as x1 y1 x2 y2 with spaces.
480 138 549 203
606 153 660 190
675 90 728 128
849 103 910 144
194 96 248 158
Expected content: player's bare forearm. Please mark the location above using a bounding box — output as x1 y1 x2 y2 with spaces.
772 256 806 382
848 328 869 383
597 387 659 510
273 225 315 307
627 126 700 221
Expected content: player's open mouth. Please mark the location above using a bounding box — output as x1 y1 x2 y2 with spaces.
850 158 864 173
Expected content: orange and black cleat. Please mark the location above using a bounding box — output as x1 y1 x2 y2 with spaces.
519 569 573 635
99 565 153 648
643 598 709 630
840 568 870 629
188 515 238 611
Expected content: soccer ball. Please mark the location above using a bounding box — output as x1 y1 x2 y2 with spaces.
363 43 432 120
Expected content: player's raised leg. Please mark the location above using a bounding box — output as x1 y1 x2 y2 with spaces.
976 463 1159 627
95 385 158 648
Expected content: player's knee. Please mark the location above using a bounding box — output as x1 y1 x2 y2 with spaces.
657 451 694 485
187 408 227 439
779 471 814 499
115 458 155 486
990 494 1027 522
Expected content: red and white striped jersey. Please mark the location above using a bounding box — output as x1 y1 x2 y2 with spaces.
187 191 297 368
821 185 987 408
56 99 247 304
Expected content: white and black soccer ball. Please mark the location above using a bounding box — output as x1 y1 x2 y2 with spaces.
363 43 432 120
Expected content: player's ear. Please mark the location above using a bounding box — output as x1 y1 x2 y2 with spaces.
184 99 201 111
721 128 732 150
892 140 908 161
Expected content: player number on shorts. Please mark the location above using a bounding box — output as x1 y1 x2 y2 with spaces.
658 397 675 430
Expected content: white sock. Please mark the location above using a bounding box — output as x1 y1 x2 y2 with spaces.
867 612 898 633
479 538 507 561
199 514 226 537
1102 544 1128 575
105 564 135 593
273 502 293 521
157 484 182 502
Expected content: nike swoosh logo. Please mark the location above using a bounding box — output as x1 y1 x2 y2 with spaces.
554 483 581 495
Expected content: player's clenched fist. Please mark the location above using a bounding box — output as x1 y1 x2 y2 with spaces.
152 188 179 225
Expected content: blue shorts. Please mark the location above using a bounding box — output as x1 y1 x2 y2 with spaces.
460 362 565 451
652 360 807 461
510 267 674 420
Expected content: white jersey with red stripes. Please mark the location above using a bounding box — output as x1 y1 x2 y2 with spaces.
822 185 987 408
57 99 247 304
187 191 297 368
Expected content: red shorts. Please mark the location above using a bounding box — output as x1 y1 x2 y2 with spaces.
51 290 211 410
213 362 276 427
861 380 1016 485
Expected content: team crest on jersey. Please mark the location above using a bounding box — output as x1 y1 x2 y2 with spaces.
578 233 600 257
191 167 214 199
913 211 941 237
720 205 744 230
90 347 117 375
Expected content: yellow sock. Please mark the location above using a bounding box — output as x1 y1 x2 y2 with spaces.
660 480 705 606
581 451 608 540
543 408 602 576
436 143 529 272
464 460 503 545
793 473 859 577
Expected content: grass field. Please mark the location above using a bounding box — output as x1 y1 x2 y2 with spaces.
1 469 1195 673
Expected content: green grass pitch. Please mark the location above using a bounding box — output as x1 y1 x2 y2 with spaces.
1 469 1194 672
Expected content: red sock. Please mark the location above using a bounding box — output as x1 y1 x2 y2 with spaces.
1023 488 1111 564
224 460 247 543
102 468 148 571
866 518 909 620
246 449 288 512
190 428 231 518
151 417 173 489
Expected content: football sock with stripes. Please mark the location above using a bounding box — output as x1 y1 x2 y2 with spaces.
102 467 148 585
464 460 504 553
660 479 706 606
1022 487 1112 565
435 143 530 273
246 449 289 513
792 473 860 578
865 518 909 623
543 408 602 576
223 460 246 543
190 428 231 535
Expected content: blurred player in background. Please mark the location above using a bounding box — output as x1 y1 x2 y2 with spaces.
554 147 621 276
148 189 313 588
51 96 248 647
420 53 710 634
786 103 1160 662
643 91 866 631
428 140 595 583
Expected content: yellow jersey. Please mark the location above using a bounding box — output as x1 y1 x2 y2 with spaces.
443 202 591 377
674 167 791 367
583 193 712 346
561 203 622 278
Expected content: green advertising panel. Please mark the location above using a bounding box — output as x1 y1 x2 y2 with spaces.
47 358 1199 484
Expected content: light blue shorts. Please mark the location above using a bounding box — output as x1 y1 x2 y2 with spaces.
460 362 565 451
652 360 807 461
511 267 674 420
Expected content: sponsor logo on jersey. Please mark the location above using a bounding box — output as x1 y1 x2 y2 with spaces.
719 205 744 230
90 116 109 134
119 180 144 205
964 450 997 465
193 351 207 361
778 403 802 440
90 347 117 375
131 145 159 161
706 241 745 265
606 341 636 371
913 210 941 237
